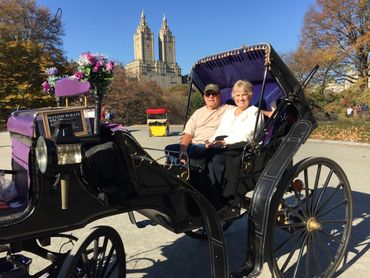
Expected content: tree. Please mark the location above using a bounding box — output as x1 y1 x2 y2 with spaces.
0 0 68 114
103 67 193 125
104 67 166 125
299 0 369 89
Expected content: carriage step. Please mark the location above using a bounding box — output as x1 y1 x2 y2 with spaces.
128 212 157 228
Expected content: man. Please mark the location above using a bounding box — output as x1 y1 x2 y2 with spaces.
166 83 232 162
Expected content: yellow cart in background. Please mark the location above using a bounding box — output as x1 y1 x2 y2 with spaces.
146 108 169 137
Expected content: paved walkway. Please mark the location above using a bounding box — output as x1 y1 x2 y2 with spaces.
0 126 369 277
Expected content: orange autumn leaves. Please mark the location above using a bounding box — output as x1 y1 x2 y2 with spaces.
311 121 370 143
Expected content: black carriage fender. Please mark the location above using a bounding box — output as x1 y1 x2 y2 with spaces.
247 120 313 276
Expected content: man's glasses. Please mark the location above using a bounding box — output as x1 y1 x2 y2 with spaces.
204 92 220 97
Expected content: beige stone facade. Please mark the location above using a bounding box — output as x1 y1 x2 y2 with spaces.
125 12 182 89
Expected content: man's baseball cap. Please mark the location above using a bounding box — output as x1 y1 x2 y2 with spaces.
204 83 220 94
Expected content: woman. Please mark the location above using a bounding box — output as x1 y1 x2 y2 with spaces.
206 80 264 148
206 80 264 207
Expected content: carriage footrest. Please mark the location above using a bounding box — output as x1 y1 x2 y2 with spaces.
128 211 157 228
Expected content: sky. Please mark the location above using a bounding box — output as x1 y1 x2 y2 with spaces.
35 0 316 75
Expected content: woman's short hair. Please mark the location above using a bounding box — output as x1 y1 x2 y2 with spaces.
232 80 253 98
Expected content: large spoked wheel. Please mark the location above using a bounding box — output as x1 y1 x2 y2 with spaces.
269 157 352 278
184 220 233 240
58 226 126 278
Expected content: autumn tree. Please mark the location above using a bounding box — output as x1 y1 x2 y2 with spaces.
103 67 191 125
298 0 369 89
104 67 165 125
0 0 68 117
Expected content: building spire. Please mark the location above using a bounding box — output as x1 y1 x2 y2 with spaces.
161 13 168 30
140 10 146 25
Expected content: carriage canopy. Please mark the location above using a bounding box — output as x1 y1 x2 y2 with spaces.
190 43 302 110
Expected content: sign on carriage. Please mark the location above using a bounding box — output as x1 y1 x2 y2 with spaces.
41 108 88 138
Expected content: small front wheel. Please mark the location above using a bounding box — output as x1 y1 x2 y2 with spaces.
58 226 126 278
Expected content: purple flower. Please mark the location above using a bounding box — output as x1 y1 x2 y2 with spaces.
46 67 58 76
42 81 51 93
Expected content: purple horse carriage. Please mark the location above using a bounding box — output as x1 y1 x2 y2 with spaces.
0 44 352 277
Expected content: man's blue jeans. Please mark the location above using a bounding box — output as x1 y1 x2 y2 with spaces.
164 143 206 164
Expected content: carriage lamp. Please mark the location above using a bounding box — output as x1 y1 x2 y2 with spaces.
36 122 84 172
36 121 84 209
35 136 56 174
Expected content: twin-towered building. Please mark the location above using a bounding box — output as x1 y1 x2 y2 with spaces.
125 12 182 89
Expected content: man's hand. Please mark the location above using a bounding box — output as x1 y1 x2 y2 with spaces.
179 152 188 165
179 133 192 163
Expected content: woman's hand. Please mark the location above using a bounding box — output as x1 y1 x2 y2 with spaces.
205 139 225 148
212 140 225 148
205 140 211 149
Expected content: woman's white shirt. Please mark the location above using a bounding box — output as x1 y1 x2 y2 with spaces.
210 106 264 144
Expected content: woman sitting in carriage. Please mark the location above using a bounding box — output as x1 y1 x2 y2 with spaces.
204 80 264 208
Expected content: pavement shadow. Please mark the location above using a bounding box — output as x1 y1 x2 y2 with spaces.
126 189 370 278
126 217 250 278
335 190 370 276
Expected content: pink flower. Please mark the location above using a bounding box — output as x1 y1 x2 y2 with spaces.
93 65 100 72
106 61 114 71
42 81 51 93
81 52 96 65
87 53 96 65
74 71 84 80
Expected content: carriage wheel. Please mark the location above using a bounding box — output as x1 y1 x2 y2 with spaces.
58 226 126 278
269 157 352 278
184 220 233 240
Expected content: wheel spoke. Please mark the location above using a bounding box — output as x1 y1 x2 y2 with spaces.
319 219 347 224
100 244 116 277
304 169 309 199
317 199 347 219
309 164 322 214
275 228 305 253
105 260 119 278
280 231 306 273
313 232 334 263
276 222 306 229
318 229 344 245
313 169 334 215
293 232 309 278
315 182 343 216
310 232 323 276
292 186 309 218
90 239 100 275
81 251 89 273
97 237 109 276
281 200 306 223
304 233 310 278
